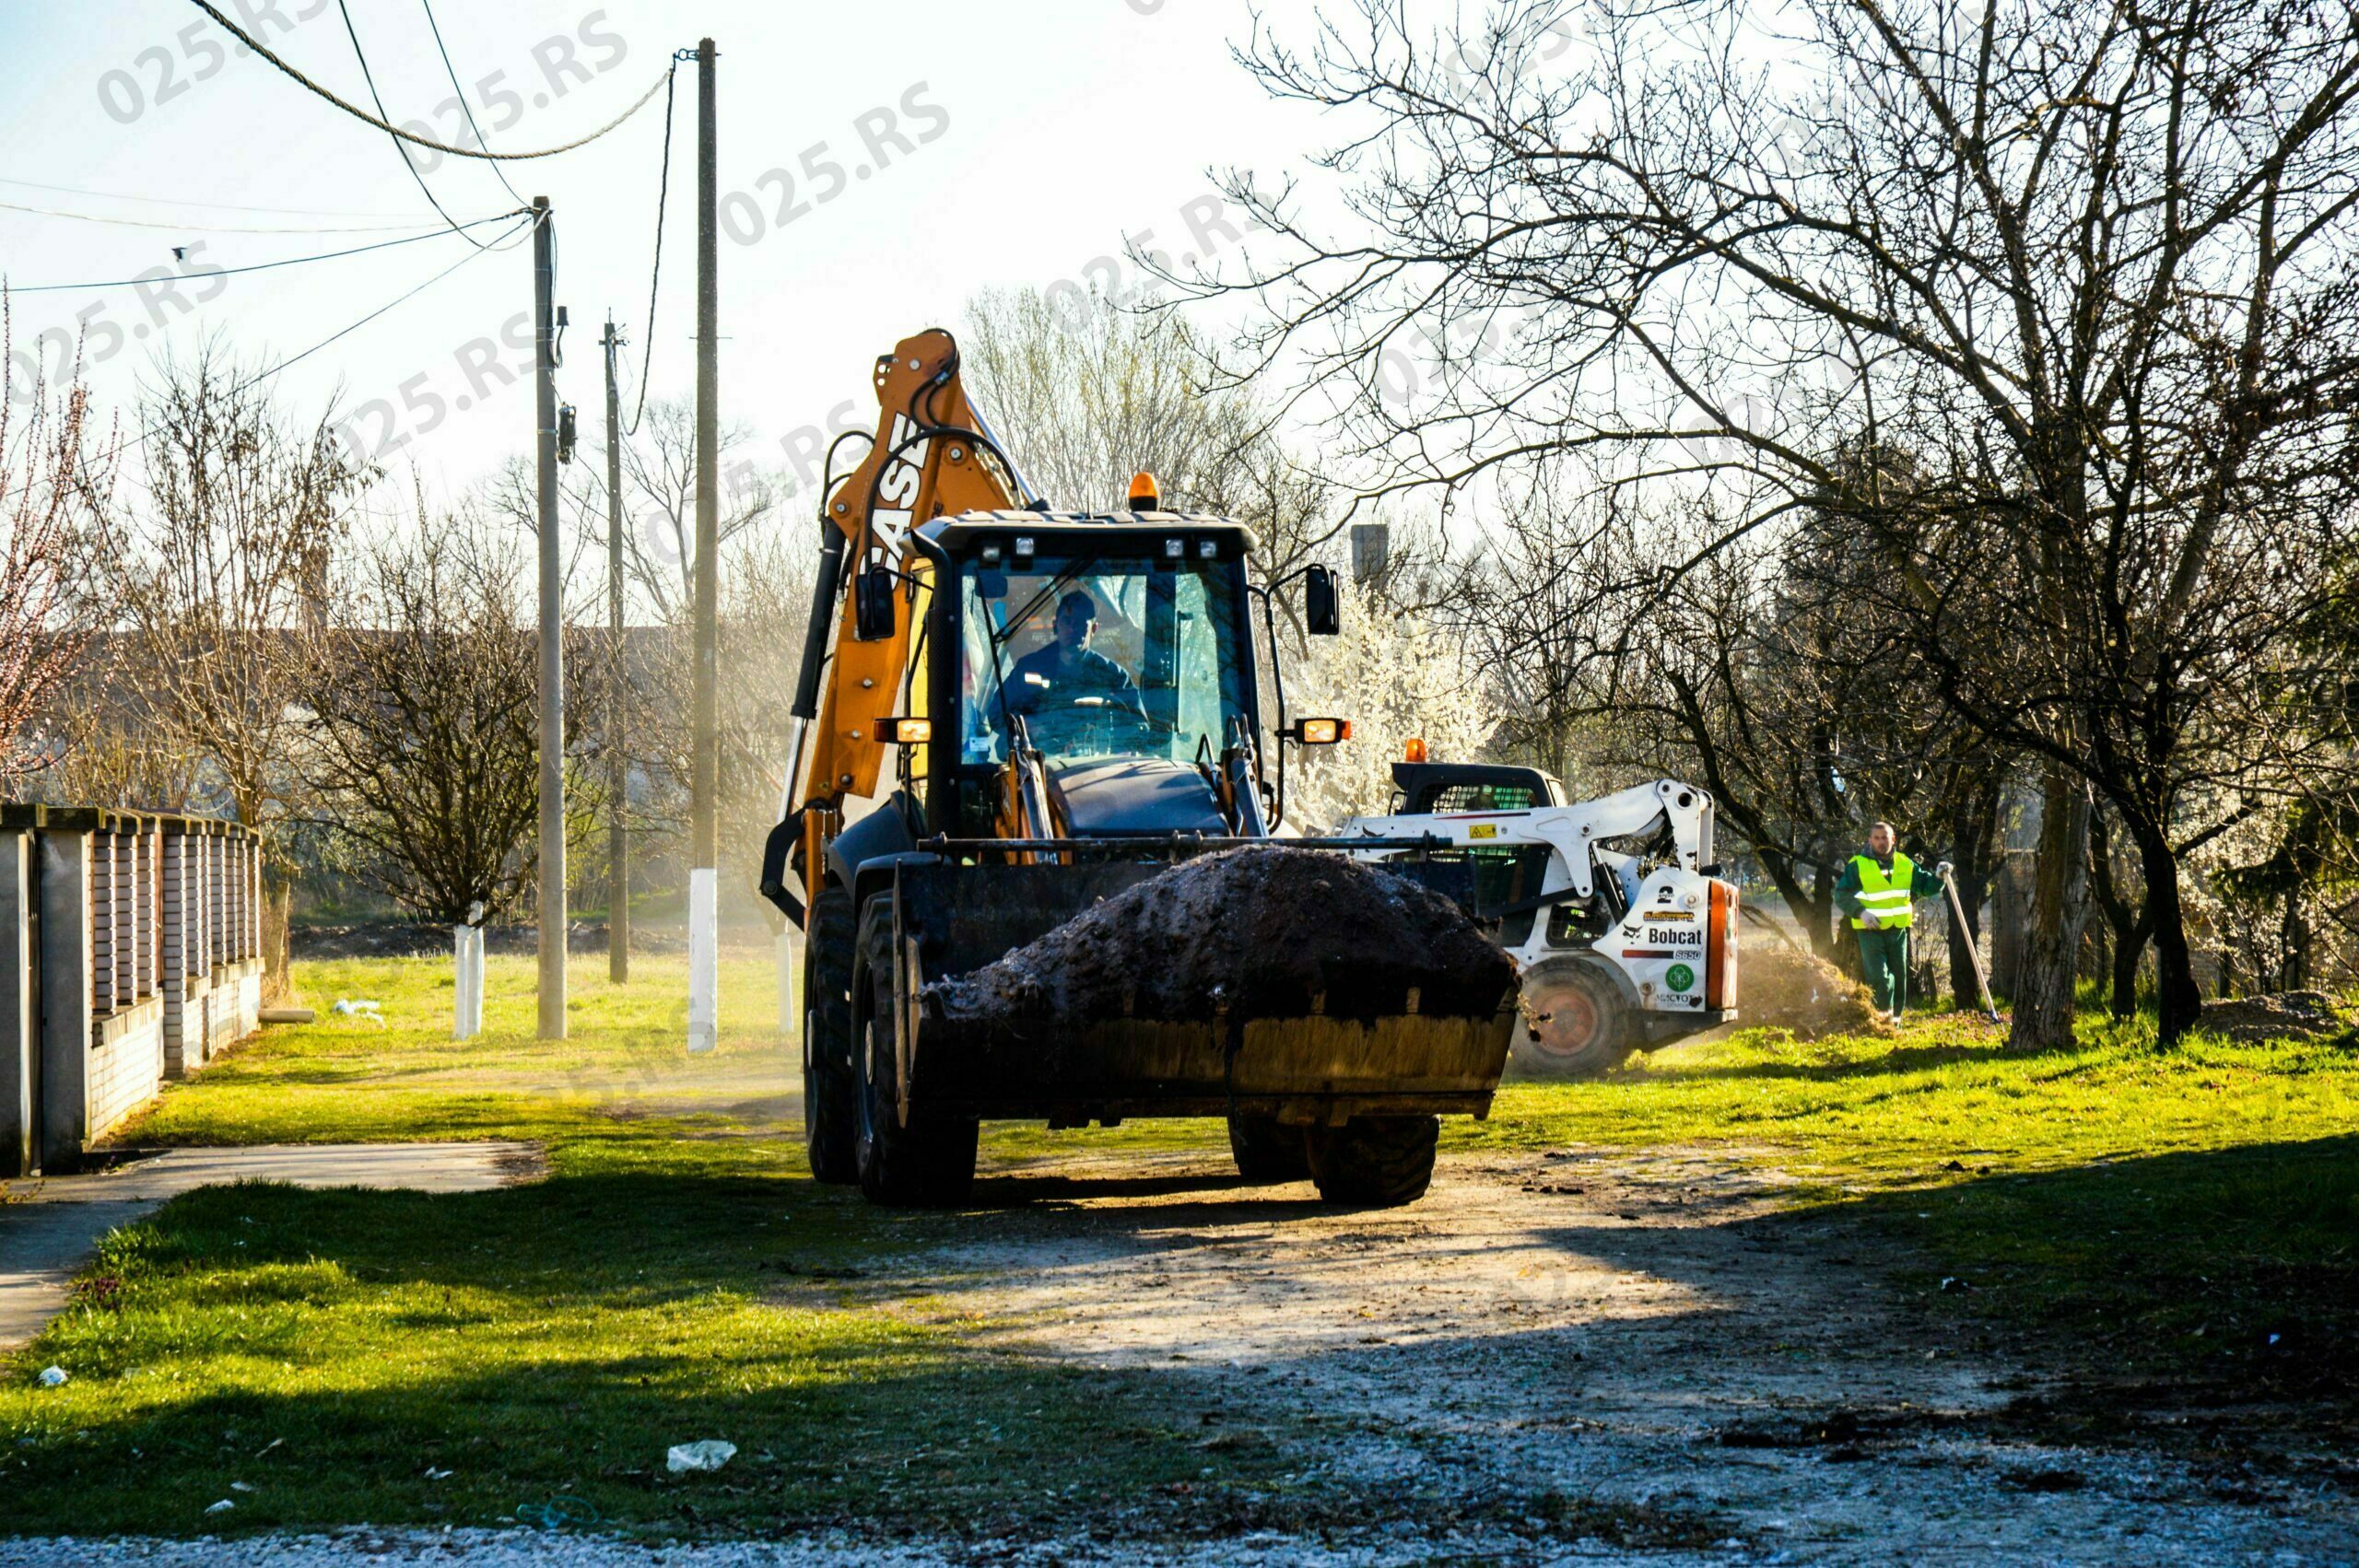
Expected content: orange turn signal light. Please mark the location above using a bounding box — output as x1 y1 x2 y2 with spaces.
1293 717 1351 745
887 717 933 745
1128 471 1161 510
1404 736 1427 763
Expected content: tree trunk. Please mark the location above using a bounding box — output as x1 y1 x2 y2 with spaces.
1944 778 2000 1011
2008 765 2092 1050
2121 813 2204 1044
1806 855 1839 962
261 869 294 1004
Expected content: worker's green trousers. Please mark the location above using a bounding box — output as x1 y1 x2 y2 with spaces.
1854 926 1910 1015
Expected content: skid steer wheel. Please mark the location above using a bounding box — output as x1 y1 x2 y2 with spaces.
1305 1116 1438 1207
1512 961 1633 1080
851 894 978 1207
1226 1116 1309 1183
802 883 860 1184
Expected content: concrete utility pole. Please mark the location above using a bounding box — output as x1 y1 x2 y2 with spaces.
534 195 567 1040
603 317 629 984
688 39 719 1055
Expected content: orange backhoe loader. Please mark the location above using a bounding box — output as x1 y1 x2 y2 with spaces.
759 329 1518 1208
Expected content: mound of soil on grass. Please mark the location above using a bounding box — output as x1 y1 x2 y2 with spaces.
926 845 1515 1028
1742 941 1895 1040
2198 989 2350 1045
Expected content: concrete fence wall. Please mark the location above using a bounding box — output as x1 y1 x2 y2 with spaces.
1 805 264 1176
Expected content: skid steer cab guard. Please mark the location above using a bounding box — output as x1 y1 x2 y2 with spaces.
1341 775 1741 1079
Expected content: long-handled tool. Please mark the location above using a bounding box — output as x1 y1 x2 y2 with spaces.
1937 860 2002 1024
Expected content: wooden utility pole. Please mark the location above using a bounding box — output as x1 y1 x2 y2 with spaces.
534 195 567 1039
604 317 629 984
688 38 719 1054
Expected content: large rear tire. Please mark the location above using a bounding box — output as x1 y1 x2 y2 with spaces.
852 893 978 1207
1511 960 1633 1079
802 883 859 1184
1305 1116 1438 1206
1227 1116 1309 1182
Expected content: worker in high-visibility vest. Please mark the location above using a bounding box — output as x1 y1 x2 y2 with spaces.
1832 821 1952 1021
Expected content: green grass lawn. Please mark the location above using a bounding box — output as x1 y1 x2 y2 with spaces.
0 955 1279 1539
1461 1014 2359 1410
3 953 2352 1538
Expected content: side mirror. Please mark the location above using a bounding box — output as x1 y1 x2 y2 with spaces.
1286 718 1351 745
853 566 897 641
1305 564 1340 637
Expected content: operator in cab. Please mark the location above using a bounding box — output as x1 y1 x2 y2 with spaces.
1833 820 1954 1024
1005 590 1143 721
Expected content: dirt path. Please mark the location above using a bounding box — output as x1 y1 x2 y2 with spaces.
865 1141 2357 1564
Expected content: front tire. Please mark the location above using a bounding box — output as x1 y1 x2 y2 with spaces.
802 883 859 1184
1305 1116 1438 1206
1511 961 1633 1079
1227 1116 1309 1182
852 893 978 1207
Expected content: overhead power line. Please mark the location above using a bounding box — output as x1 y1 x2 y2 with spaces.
628 58 684 436
417 0 526 207
3 206 528 293
119 209 534 455
0 199 462 235
182 0 674 160
0 175 424 221
334 0 489 250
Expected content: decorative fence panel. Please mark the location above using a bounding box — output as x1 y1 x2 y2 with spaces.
0 805 265 1176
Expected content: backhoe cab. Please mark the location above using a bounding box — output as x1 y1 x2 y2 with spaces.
761 330 1518 1208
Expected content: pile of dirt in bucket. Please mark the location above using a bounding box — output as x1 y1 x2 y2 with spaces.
2197 989 2351 1045
924 845 1515 1029
1739 941 1895 1040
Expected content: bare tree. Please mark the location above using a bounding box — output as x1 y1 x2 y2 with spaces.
618 512 815 906
1179 0 2359 1045
962 288 1332 576
581 398 781 625
298 503 569 925
0 301 113 779
95 342 370 993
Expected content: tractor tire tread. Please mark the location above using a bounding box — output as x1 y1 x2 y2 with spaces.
854 893 978 1208
804 883 859 1184
1227 1115 1309 1182
1305 1116 1438 1207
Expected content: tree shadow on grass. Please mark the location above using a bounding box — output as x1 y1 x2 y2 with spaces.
1634 1029 2094 1084
1822 1132 2359 1414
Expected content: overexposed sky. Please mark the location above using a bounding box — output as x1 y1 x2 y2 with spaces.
1 0 1325 512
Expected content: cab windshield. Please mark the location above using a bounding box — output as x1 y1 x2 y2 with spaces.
958 554 1250 767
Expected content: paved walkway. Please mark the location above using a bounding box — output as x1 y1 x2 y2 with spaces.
0 1142 541 1348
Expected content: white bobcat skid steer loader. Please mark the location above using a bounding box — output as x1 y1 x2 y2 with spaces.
1339 766 1739 1077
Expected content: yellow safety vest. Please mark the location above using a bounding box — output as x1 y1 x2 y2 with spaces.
1850 852 1916 930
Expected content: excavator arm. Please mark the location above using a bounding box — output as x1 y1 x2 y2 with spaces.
803 328 1024 805
771 330 1025 918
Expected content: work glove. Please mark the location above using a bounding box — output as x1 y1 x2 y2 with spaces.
1937 860 1955 879
1860 910 1882 929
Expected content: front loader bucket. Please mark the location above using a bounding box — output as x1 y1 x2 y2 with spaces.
880 848 1518 1127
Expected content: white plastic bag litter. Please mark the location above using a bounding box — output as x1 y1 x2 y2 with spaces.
666 1440 736 1474
205 1500 234 1515
332 999 386 1028
36 1366 66 1387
